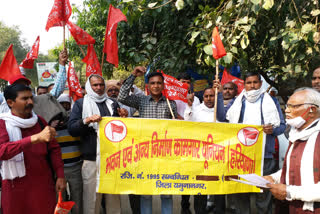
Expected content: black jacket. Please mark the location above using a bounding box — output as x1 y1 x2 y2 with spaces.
68 98 120 161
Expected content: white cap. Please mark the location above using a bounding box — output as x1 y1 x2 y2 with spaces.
57 94 71 103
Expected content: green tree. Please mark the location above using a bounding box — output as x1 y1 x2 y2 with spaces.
69 0 216 78
189 0 320 98
67 0 320 99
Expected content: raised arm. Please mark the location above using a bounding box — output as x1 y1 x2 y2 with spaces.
118 66 146 109
50 49 68 98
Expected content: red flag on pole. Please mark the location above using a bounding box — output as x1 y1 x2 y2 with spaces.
212 27 226 60
20 36 40 69
66 21 95 45
82 44 102 77
110 123 124 139
103 4 127 68
67 61 83 101
161 71 189 103
54 192 75 214
45 0 72 31
221 68 244 95
0 45 22 82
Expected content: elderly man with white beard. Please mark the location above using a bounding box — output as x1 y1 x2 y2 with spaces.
218 72 286 214
264 88 320 213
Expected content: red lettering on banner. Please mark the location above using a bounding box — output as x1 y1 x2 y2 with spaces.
122 145 133 168
201 134 225 162
106 151 121 174
134 141 150 162
229 143 255 173
173 138 201 158
151 131 172 158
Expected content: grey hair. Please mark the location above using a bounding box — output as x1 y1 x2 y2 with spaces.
89 74 104 81
293 87 320 110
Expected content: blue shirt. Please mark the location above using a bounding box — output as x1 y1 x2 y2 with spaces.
50 64 67 98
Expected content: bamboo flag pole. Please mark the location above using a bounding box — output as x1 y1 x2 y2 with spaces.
101 52 105 71
63 23 66 49
214 60 219 122
78 45 86 57
166 98 175 119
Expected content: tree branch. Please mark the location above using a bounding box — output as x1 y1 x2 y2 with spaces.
291 0 303 26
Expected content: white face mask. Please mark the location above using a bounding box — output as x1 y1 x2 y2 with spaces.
286 116 306 129
244 87 264 103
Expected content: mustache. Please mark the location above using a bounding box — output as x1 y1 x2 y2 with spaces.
25 104 33 109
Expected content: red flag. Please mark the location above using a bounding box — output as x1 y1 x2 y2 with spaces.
243 128 259 146
161 71 189 103
111 123 124 139
221 68 244 95
66 21 95 45
0 45 22 81
54 192 75 214
82 44 102 77
67 61 83 101
20 36 40 69
212 27 226 60
103 4 127 68
46 0 72 31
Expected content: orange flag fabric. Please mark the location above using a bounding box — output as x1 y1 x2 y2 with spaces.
212 27 226 60
103 4 127 68
82 44 102 77
0 45 22 81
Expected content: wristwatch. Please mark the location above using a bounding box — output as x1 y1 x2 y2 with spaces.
286 185 292 200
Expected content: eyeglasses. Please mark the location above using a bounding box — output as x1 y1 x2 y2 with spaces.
285 103 319 110
107 89 119 93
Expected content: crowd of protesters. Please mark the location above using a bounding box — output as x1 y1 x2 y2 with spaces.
0 49 320 214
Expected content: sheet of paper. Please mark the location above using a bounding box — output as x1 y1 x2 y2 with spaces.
239 174 271 184
229 178 270 189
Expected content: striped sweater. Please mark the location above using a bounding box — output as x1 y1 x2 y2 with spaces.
56 129 82 167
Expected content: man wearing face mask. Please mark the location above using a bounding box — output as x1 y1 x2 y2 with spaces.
264 87 320 213
218 72 286 214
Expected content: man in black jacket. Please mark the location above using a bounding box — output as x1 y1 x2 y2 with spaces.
68 74 127 214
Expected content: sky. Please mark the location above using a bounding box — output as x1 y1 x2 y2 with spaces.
0 0 83 54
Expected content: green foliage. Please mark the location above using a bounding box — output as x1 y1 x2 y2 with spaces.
0 21 58 90
67 0 320 97
69 0 219 79
189 0 320 96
